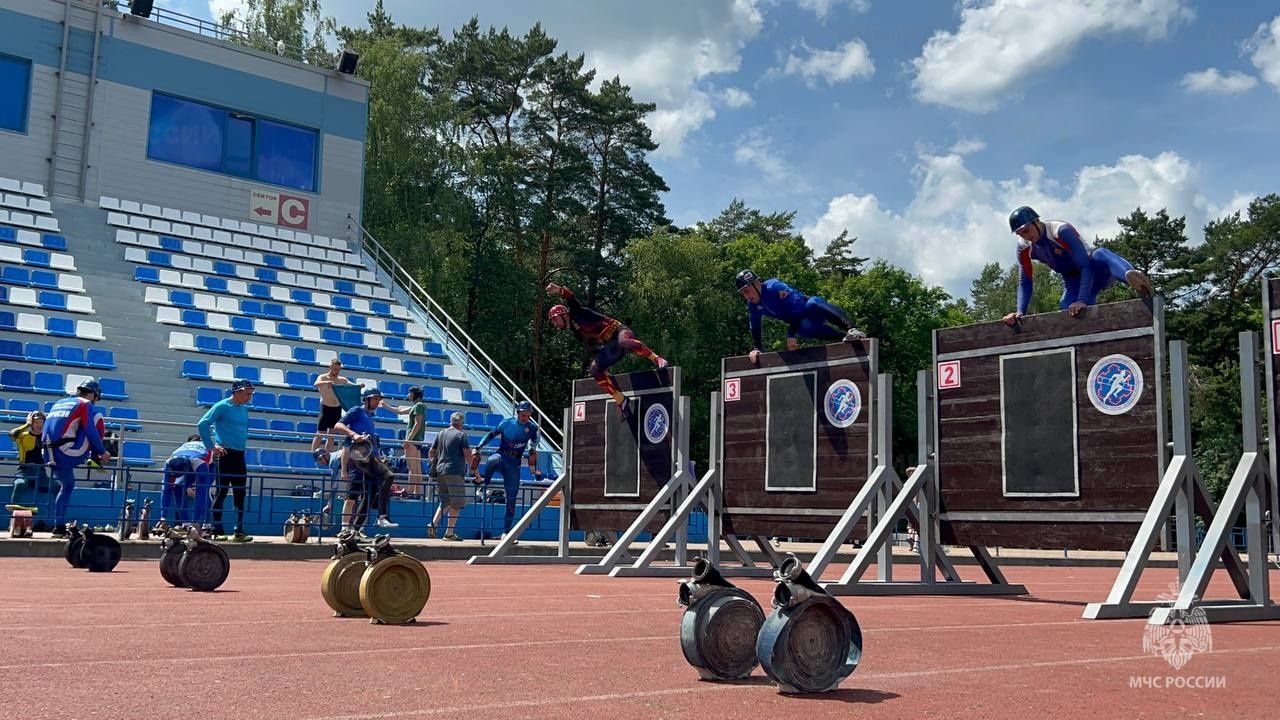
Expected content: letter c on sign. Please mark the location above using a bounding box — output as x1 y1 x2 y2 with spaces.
280 198 306 226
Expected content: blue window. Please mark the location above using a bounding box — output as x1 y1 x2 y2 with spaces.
146 92 318 192
0 55 32 133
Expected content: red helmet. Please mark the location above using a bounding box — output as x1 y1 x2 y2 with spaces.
548 305 569 322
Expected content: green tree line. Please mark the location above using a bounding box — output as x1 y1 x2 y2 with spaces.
222 1 1280 498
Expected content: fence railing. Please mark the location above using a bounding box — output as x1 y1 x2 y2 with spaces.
349 216 563 452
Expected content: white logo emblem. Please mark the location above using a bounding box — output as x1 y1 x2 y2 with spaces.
1087 354 1143 415
1143 582 1212 670
823 379 861 428
643 403 670 443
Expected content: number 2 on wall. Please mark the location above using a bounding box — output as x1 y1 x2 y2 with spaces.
937 360 961 389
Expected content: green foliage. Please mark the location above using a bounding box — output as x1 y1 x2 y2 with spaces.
968 262 1064 322
218 0 337 66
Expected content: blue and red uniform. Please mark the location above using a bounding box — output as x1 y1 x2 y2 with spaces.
746 278 854 351
1016 220 1136 315
42 396 108 528
477 417 541 532
551 286 665 412
163 441 214 524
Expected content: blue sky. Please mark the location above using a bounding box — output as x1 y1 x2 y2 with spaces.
180 0 1280 299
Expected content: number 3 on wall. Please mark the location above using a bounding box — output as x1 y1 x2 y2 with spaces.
937 360 961 390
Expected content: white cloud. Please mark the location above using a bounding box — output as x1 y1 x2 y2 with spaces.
206 0 243 22
1180 68 1258 94
778 38 875 87
911 0 1194 112
719 87 755 108
795 0 871 19
733 128 790 183
950 138 986 155
1207 191 1256 221
1246 15 1280 92
802 150 1215 298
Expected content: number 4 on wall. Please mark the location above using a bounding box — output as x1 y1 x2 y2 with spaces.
937 360 961 389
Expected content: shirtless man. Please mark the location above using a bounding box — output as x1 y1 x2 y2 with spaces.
311 359 358 465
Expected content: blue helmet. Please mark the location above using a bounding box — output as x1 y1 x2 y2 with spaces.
77 378 102 399
361 387 383 402
735 269 760 290
515 400 534 414
1009 206 1039 233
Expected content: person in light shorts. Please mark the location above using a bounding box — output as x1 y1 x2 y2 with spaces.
427 412 473 541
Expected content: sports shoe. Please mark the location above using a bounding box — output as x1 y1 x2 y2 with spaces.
655 357 669 369
500 532 519 546
426 526 437 539
617 397 632 421
843 327 867 342
376 517 399 528
1125 269 1154 298
443 533 462 541
232 531 253 542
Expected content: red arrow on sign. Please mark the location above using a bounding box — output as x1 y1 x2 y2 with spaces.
254 206 272 216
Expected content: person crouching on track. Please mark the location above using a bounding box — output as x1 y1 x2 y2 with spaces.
470 401 542 540
42 379 112 537
734 269 865 364
335 387 399 532
160 435 214 531
1003 205 1154 325
545 282 667 419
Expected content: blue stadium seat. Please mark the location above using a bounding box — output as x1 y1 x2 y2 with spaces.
206 276 229 292
41 234 68 251
374 427 395 444
0 340 23 360
289 451 317 471
146 250 171 267
263 255 285 269
107 407 142 431
247 417 270 438
375 406 397 421
234 366 260 384
361 355 382 372
256 267 279 283
134 267 160 283
293 347 316 364
347 315 367 331
291 289 313 305
0 226 15 242
180 309 206 328
383 337 405 353
463 389 484 405
423 363 444 379
3 266 28 285
378 380 400 397
213 261 236 278
122 440 153 466
171 290 195 308
253 392 278 411
241 300 263 316
195 335 220 354
86 349 114 369
98 377 127 400
296 421 317 435
30 270 57 289
196 387 222 406
276 322 301 340
0 434 14 459
387 320 407 335
342 331 363 347
321 328 343 346
335 280 355 295
337 351 360 368
33 371 62 394
159 236 182 252
331 295 352 311
269 419 294 435
23 249 51 267
0 311 14 331
303 396 321 414
47 317 75 337
284 370 311 389
464 411 485 429
426 408 445 426
370 301 391 317
425 342 445 356
277 394 303 414
0 285 7 302
262 303 285 320
247 283 270 299
244 448 260 468
260 449 288 469
181 359 210 379
37 291 66 311
305 308 327 325
230 316 254 334
422 385 442 402
9 398 38 413
25 343 54 364
221 338 246 356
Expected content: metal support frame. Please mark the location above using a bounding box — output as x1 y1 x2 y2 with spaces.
1083 340 1257 620
577 396 692 576
817 372 1027 595
1147 332 1279 623
610 392 774 578
467 408 595 566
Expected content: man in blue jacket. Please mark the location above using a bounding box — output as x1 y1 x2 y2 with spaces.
470 400 542 538
735 269 865 363
42 379 111 537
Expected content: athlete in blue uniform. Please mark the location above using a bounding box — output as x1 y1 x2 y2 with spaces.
470 401 542 536
42 379 111 537
161 435 214 528
735 269 865 363
1003 206 1153 325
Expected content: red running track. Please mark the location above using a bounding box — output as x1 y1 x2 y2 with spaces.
2 557 1279 720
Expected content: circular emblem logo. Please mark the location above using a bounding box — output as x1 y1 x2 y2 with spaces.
823 379 862 428
643 403 670 443
1087 354 1143 415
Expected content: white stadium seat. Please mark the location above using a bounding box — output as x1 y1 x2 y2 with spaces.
207 313 231 332
143 287 166 304
49 253 75 271
124 247 147 264
58 274 83 293
245 341 270 359
78 320 103 341
156 306 181 324
209 362 234 382
66 295 94 314
20 181 44 197
260 367 285 387
16 313 44 334
100 196 121 210
169 332 196 351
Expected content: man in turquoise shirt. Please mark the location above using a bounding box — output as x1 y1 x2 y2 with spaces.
197 379 255 541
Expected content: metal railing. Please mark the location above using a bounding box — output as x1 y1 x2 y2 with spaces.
349 215 563 452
